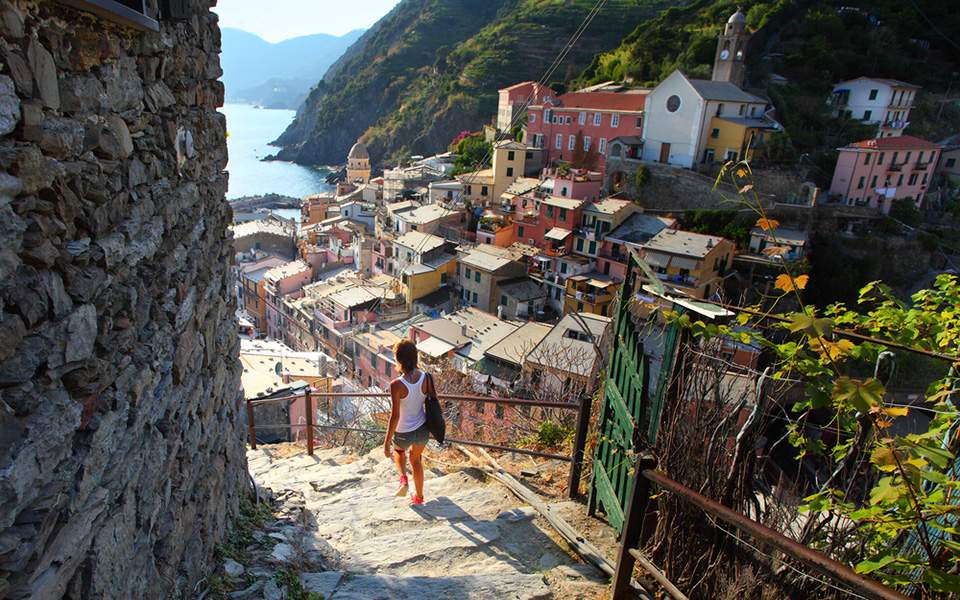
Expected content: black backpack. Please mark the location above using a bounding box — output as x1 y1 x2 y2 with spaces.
424 373 446 444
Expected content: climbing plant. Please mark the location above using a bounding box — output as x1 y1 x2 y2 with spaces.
670 162 960 597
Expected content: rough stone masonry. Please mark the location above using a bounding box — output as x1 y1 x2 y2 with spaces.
0 1 246 598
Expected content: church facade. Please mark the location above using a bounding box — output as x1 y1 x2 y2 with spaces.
639 8 779 168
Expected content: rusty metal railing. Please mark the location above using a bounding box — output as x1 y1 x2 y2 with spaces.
245 388 593 499
611 454 911 600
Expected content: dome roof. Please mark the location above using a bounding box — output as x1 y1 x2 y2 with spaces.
348 141 369 160
727 7 746 24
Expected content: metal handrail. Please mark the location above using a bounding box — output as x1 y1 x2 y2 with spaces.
245 387 592 499
611 455 911 600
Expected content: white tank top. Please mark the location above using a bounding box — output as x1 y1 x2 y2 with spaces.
395 370 427 433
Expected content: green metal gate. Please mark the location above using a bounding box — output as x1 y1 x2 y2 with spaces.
588 251 684 533
588 254 650 532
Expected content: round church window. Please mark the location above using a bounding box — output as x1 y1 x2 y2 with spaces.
666 95 681 112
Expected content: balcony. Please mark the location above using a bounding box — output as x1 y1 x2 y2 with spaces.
915 160 933 171
567 290 613 305
882 119 908 130
655 272 697 287
543 244 569 257
887 162 904 172
598 248 628 264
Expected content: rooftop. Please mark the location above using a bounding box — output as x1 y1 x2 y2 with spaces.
526 312 611 377
264 259 312 282
386 200 419 213
543 88 649 112
484 321 552 366
716 116 779 129
397 204 458 225
239 255 289 280
393 230 448 254
498 277 547 301
835 76 921 89
231 219 293 239
542 196 584 210
607 213 675 246
502 177 542 198
459 247 515 272
750 227 808 245
844 135 941 151
689 78 765 103
643 229 728 259
586 198 633 215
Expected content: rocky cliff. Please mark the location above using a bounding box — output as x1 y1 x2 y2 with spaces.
273 0 670 169
0 1 245 599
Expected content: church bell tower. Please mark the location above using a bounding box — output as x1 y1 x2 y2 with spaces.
712 7 749 87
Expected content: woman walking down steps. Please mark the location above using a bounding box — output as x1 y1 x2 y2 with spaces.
383 340 435 506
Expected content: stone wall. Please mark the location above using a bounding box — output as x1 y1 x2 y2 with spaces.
0 1 245 599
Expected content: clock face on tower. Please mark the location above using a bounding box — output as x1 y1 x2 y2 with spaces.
719 49 730 60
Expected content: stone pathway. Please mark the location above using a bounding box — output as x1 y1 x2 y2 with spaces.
241 446 609 599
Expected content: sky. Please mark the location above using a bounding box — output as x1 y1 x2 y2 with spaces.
213 0 400 42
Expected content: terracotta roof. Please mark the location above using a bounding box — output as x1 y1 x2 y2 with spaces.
846 135 941 151
549 90 648 112
499 81 537 92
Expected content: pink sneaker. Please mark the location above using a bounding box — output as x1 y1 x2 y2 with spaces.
410 494 424 506
395 475 409 497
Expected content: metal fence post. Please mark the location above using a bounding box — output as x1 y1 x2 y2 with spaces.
305 388 314 456
568 393 592 499
247 398 257 449
611 453 656 599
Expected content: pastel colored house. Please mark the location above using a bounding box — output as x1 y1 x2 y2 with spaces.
542 166 603 201
524 82 648 172
497 81 556 131
597 213 676 281
641 70 772 168
512 196 585 253
238 255 288 334
828 135 940 212
393 203 462 235
354 328 401 391
564 274 619 317
524 312 612 397
476 212 515 247
640 229 734 299
830 77 920 138
572 198 640 262
457 246 527 313
263 260 313 340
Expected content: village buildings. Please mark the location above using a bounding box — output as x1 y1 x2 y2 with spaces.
830 77 920 138
828 135 941 212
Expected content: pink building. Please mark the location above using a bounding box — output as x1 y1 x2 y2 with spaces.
829 135 941 213
512 195 585 256
543 167 603 201
524 84 648 173
263 260 313 339
497 81 556 131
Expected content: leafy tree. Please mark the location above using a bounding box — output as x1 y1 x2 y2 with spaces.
452 134 492 174
674 162 960 597
634 165 651 187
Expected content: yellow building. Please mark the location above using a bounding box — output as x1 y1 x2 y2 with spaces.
491 140 528 201
563 275 619 317
703 115 779 164
401 257 456 306
346 140 371 184
640 229 735 299
456 168 496 206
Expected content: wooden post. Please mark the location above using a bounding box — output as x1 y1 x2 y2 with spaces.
611 453 656 599
568 393 592 499
305 388 315 456
247 398 257 449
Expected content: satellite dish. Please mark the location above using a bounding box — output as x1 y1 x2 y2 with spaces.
720 49 730 60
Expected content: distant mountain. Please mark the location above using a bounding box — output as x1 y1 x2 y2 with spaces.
272 0 672 168
220 28 365 109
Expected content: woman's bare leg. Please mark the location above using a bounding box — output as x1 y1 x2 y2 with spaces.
409 444 426 499
393 447 407 479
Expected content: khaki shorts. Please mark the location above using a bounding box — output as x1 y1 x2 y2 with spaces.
393 423 429 450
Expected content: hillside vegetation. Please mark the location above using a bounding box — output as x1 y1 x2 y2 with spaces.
579 0 960 181
273 0 671 168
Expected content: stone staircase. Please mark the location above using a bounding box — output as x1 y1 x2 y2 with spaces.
244 446 609 599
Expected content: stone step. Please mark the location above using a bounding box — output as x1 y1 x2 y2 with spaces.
323 572 553 600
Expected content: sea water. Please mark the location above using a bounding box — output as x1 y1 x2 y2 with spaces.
220 103 334 200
